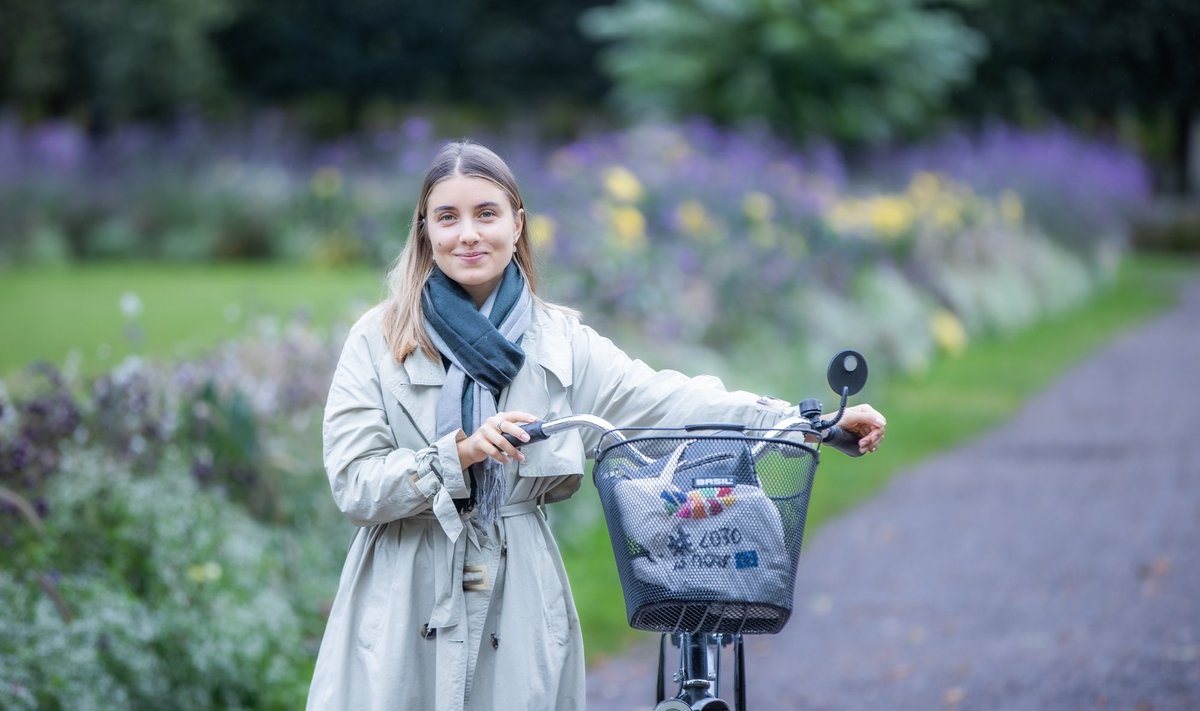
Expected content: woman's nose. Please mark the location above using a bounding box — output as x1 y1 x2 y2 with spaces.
459 220 480 243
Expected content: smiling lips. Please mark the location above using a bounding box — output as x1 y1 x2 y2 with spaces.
455 251 487 262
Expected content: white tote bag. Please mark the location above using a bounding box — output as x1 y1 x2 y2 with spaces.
611 439 792 604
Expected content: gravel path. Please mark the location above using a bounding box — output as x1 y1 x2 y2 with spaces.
586 276 1200 710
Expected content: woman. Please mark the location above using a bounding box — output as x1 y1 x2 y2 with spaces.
307 140 886 710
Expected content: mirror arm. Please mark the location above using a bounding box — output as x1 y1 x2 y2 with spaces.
819 386 850 430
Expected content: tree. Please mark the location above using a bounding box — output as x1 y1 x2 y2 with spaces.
1 0 613 132
0 0 235 126
214 0 612 129
580 0 986 144
950 0 1200 193
213 0 473 121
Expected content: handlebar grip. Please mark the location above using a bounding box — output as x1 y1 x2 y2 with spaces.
822 426 864 458
502 420 549 448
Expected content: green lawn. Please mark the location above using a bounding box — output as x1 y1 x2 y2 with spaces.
0 262 384 376
568 254 1194 661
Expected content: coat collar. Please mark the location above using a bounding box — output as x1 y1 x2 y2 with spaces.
380 306 574 439
402 349 446 386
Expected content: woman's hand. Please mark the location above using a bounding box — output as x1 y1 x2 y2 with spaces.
831 404 887 454
456 411 539 468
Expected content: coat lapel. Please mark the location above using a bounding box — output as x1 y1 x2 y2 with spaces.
525 309 574 387
497 310 572 416
379 349 444 445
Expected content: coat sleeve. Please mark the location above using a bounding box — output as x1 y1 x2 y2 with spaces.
322 319 468 529
567 318 795 436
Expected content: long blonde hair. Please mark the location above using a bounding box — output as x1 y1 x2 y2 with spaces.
382 140 542 363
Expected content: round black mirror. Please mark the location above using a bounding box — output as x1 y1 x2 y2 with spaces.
827 349 868 397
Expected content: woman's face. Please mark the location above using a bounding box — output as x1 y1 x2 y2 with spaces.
425 174 524 307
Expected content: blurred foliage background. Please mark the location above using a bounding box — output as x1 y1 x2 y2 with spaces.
1 0 1197 188
1 0 1198 708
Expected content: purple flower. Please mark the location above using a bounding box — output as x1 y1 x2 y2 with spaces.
30 121 86 173
869 123 1150 247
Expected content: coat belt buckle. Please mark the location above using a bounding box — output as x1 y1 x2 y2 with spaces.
462 564 489 592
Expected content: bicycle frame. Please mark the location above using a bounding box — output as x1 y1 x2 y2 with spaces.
655 632 744 711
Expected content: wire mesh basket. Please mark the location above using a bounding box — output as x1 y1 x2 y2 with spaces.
592 430 818 635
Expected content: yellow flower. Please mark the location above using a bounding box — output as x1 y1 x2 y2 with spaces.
742 192 775 222
933 202 963 231
931 309 968 357
188 561 224 584
907 171 941 204
310 230 362 267
999 190 1024 224
610 206 646 249
311 166 342 199
527 213 557 250
675 200 711 237
868 196 914 239
826 201 859 234
602 165 645 203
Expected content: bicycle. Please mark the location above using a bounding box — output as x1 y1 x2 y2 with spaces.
505 350 870 710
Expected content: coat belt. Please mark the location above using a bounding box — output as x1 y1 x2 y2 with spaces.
427 497 544 631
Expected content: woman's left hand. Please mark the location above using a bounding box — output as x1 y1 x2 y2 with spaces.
831 404 887 454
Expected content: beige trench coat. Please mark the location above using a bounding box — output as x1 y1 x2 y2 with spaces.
306 303 794 711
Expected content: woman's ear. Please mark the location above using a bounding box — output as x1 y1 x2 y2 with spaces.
514 208 525 242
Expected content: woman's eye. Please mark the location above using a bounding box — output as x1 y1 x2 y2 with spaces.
437 213 456 223
479 209 497 219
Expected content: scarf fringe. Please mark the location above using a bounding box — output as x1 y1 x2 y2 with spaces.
474 461 508 526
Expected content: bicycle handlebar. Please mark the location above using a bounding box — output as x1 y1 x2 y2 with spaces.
503 412 865 458
503 349 871 459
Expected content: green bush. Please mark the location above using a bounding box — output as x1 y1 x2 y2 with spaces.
0 452 317 710
1132 201 1200 253
580 0 985 142
0 330 350 709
